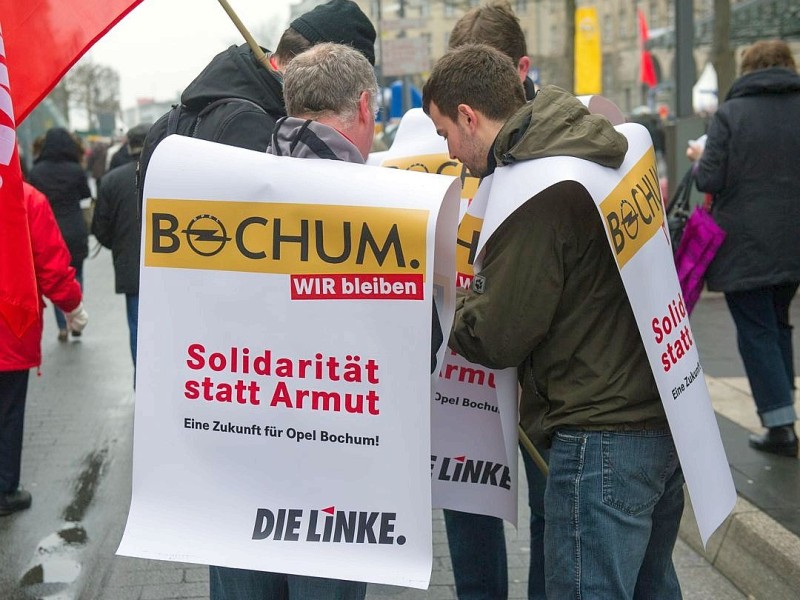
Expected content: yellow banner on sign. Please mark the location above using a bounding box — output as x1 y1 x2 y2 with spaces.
455 213 483 278
144 199 429 276
574 7 602 95
382 154 479 201
599 149 664 269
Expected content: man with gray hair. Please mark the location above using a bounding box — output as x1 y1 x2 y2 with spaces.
267 42 378 163
271 41 444 374
209 43 378 600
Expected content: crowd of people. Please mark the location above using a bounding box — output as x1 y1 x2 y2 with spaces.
1 0 798 598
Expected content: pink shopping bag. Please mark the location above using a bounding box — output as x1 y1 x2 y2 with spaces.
674 206 726 314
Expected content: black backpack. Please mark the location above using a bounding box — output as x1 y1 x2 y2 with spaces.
136 98 272 212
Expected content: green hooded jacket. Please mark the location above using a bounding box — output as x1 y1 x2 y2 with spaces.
449 86 666 446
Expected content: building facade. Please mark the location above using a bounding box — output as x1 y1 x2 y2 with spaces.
117 1 800 122
341 0 798 116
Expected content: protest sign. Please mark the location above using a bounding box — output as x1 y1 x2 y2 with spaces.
474 123 736 546
117 135 460 588
372 110 520 523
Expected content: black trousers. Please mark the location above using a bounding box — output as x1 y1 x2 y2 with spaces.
0 370 30 493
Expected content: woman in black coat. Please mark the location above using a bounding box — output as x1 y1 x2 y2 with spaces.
28 128 91 341
689 40 800 457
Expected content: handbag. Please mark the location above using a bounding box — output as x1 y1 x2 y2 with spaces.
673 204 726 315
666 167 694 251
80 196 95 230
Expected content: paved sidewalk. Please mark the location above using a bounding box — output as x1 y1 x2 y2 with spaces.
92 452 747 600
1 248 796 600
675 293 800 600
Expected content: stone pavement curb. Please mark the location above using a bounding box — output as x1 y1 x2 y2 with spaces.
677 368 800 600
678 493 800 600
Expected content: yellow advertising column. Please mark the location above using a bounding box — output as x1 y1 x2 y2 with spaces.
574 6 602 95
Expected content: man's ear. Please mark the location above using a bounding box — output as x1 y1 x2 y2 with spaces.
457 103 480 131
358 91 372 124
517 56 531 83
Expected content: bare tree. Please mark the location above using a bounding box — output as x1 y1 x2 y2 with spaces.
59 59 121 132
711 0 735 101
49 81 71 124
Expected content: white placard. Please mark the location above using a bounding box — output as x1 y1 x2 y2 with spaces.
117 135 461 589
475 123 736 546
372 110 521 523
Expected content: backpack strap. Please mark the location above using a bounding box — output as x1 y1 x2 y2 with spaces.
166 104 183 135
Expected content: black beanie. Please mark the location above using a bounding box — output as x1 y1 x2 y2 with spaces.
290 0 377 66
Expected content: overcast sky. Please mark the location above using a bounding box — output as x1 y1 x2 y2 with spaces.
88 0 295 108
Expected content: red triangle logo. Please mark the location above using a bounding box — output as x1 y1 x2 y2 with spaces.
321 506 335 515
454 456 466 462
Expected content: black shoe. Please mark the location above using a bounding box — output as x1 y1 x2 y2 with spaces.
0 489 32 516
749 425 798 457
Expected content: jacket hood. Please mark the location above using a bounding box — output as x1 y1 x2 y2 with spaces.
181 44 284 116
37 128 82 163
267 117 364 163
493 85 628 169
725 67 800 101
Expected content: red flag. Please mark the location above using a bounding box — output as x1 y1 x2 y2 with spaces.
2 2 142 337
0 24 37 338
637 8 658 88
4 0 146 123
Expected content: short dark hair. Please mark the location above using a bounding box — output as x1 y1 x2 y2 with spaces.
423 44 525 122
740 39 797 75
127 123 152 155
273 27 313 65
449 1 527 64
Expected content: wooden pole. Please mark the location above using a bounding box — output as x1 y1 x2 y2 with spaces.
518 425 549 476
216 0 272 72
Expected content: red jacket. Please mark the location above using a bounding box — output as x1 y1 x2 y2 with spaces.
0 183 82 371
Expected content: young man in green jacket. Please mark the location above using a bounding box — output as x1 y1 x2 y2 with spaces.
423 44 684 599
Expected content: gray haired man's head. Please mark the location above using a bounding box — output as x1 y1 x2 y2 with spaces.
282 42 378 124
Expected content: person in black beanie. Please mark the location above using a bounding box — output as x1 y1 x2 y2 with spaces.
137 0 376 210
289 0 376 66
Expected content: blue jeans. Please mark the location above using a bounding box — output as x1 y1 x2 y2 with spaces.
544 429 684 599
55 262 83 330
209 566 366 600
126 294 139 367
443 443 547 600
443 511 507 600
725 283 798 427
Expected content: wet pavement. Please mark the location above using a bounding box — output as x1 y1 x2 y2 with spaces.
0 243 795 599
0 242 135 600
